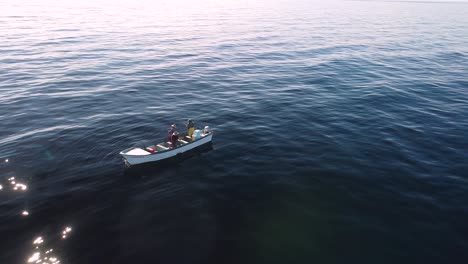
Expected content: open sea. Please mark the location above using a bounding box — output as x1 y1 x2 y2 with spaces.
1 0 468 263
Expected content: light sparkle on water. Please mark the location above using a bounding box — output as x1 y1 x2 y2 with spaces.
27 252 40 263
33 237 44 245
4 177 28 192
28 236 62 264
62 226 72 239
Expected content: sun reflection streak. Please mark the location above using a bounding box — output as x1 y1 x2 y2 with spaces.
26 225 71 263
14 183 28 191
33 237 44 245
27 252 40 263
4 176 28 192
27 236 62 264
61 226 72 239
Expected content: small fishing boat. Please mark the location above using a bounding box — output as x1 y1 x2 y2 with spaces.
119 127 213 166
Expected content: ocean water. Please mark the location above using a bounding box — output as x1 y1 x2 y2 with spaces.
1 0 468 263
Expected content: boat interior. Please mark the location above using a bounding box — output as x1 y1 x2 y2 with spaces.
124 132 212 156
146 133 195 153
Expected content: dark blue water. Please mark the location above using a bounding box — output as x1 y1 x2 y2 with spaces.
1 0 468 263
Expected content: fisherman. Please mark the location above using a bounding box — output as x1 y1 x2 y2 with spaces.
185 119 195 137
167 124 176 141
171 131 179 149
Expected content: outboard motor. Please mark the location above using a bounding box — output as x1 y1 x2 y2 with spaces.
203 126 211 134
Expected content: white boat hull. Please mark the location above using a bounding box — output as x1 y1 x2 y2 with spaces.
120 133 213 166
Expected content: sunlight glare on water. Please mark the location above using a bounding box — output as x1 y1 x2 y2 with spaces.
26 228 70 264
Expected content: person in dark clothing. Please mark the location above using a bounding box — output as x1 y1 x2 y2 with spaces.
171 131 179 148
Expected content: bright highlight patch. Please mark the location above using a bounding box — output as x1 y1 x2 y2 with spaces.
28 252 40 263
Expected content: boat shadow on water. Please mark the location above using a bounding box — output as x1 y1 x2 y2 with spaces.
123 143 214 177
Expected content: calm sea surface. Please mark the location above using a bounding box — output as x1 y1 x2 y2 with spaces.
1 0 468 263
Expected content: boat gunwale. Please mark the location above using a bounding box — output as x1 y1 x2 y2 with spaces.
120 132 213 157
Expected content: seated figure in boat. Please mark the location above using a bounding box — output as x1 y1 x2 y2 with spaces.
171 131 179 148
185 119 195 137
167 124 176 141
